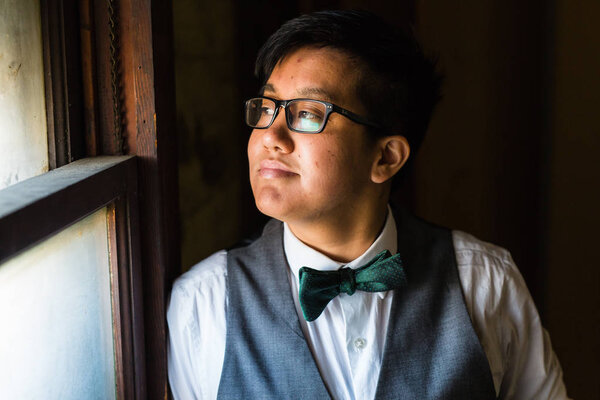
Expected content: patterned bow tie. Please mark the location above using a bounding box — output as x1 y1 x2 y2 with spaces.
298 250 407 322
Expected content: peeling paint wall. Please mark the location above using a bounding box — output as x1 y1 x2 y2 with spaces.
0 0 48 189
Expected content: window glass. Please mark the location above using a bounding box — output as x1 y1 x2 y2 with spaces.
0 208 116 399
0 0 48 190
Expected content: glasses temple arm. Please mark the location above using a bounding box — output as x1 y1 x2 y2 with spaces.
333 105 383 130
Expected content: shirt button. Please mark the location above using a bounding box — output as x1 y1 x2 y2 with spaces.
354 337 367 350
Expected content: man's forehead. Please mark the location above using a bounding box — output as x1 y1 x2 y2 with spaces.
260 83 338 103
258 46 365 110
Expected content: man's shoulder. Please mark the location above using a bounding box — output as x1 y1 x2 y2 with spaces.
452 230 514 266
227 219 282 253
451 229 525 295
172 250 228 296
171 219 282 296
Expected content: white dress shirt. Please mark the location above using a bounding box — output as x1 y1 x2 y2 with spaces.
167 208 569 399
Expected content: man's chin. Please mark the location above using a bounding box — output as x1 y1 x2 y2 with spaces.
253 186 290 218
254 194 281 217
255 200 288 222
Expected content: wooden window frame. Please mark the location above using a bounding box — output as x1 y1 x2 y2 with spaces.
1 0 178 398
0 156 145 398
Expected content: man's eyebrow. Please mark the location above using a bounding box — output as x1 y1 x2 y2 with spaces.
296 87 337 102
260 84 337 102
260 83 275 95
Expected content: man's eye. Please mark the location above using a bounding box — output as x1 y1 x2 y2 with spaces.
298 110 322 121
261 107 274 115
295 110 324 131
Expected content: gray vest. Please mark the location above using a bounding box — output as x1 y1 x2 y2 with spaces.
218 209 496 399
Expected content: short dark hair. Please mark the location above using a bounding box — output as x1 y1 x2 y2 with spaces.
255 10 443 158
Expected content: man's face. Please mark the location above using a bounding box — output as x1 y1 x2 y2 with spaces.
248 47 379 227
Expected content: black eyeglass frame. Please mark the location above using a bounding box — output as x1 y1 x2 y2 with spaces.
245 96 383 134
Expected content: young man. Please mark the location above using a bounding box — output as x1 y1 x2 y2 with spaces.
168 10 569 399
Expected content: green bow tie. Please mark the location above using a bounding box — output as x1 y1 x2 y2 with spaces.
298 250 407 322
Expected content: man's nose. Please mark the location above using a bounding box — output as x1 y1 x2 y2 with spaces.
261 107 294 153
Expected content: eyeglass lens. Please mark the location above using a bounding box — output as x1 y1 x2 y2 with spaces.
245 98 327 133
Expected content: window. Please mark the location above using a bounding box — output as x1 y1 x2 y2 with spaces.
0 207 116 398
0 155 141 398
0 1 178 399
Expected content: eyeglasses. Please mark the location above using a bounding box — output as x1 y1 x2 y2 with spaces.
244 96 382 134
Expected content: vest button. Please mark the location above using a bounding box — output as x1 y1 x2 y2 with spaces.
354 337 367 350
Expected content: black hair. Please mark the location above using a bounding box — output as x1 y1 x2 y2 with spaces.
255 10 443 189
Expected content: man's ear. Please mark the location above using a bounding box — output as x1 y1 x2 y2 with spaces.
371 135 410 184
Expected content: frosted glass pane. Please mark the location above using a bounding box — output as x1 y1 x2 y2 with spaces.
0 208 116 400
0 0 49 189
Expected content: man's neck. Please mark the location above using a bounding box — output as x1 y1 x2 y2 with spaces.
286 204 389 263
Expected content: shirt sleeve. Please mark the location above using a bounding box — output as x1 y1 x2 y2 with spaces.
167 250 228 400
453 231 570 400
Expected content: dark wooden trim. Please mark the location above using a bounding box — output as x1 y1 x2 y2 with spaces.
122 160 147 400
117 1 180 398
80 0 101 156
107 201 125 398
0 156 132 262
107 171 147 400
91 0 125 155
40 0 85 168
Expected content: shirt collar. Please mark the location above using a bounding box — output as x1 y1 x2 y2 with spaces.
283 205 398 299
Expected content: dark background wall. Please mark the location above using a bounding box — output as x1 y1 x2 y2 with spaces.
414 2 599 397
173 1 599 398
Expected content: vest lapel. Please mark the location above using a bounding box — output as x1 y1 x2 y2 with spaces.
374 208 496 399
261 219 305 338
220 219 329 398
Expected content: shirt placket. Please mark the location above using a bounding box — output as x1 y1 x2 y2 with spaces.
341 291 374 399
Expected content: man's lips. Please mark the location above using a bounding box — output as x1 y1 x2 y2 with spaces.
258 159 297 178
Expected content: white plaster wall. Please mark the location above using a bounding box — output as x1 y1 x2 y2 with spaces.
0 0 48 189
0 208 116 400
